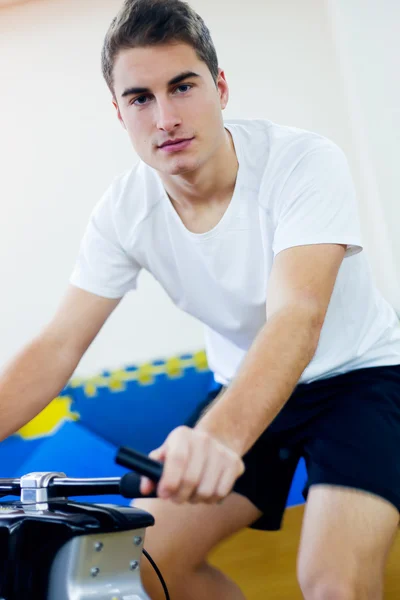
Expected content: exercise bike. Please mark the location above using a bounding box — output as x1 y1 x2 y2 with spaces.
0 446 168 600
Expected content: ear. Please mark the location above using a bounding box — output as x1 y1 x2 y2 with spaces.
112 99 126 130
216 68 229 110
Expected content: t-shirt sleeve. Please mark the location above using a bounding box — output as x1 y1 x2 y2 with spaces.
69 189 141 299
272 141 363 258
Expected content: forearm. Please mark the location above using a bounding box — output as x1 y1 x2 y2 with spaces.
0 334 80 441
196 305 321 455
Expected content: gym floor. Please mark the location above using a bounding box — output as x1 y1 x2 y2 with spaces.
210 505 400 598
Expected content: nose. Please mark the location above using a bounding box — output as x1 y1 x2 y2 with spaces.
155 97 182 132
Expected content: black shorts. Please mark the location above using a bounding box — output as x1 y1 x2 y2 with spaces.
187 364 400 531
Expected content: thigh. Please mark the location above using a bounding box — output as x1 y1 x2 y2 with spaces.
298 485 399 592
302 365 400 512
134 491 262 571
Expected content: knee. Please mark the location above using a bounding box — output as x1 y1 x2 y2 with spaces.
299 577 356 600
298 566 358 600
298 557 384 600
140 547 178 600
139 535 197 600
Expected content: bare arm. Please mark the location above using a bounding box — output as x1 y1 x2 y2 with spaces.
0 285 120 441
196 243 346 455
143 243 347 504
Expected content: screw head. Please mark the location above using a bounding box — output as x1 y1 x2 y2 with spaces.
91 567 100 577
94 542 103 552
133 536 142 546
130 560 139 570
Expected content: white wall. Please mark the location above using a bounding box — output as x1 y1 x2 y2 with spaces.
327 0 400 309
0 0 397 376
0 0 206 375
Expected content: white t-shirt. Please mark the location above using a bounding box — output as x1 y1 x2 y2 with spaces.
70 119 400 385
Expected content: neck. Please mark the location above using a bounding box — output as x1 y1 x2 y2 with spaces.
158 128 238 208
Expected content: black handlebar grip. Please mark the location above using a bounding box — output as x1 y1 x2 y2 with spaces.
119 472 157 499
116 446 164 482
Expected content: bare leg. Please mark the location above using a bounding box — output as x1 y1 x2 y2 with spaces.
134 492 262 600
297 485 399 599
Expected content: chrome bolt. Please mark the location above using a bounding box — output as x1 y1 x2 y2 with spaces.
133 536 142 546
130 560 139 570
94 542 103 552
91 567 100 577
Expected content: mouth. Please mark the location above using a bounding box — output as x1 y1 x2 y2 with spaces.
158 137 194 152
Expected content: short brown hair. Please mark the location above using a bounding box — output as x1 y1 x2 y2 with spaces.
101 0 219 97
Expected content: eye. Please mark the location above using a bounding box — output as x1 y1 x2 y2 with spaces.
174 84 192 94
132 95 152 106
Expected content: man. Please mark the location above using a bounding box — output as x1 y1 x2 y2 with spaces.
1 0 400 598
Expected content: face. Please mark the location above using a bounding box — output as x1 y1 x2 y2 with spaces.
112 42 229 177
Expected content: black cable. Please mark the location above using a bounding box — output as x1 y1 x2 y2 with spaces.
143 548 170 600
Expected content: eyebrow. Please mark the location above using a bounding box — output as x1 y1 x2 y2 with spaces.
121 70 201 98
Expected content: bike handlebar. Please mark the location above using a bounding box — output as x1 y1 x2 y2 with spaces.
116 446 164 480
0 446 163 500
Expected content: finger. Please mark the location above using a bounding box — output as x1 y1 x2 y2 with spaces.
191 453 244 505
215 455 245 502
170 433 208 503
215 464 240 500
157 429 190 499
190 454 225 504
140 476 156 495
214 453 244 498
148 446 166 462
138 446 166 496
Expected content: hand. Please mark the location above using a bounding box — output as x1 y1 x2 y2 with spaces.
140 426 245 504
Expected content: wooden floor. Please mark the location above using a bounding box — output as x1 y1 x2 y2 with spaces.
209 505 400 599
